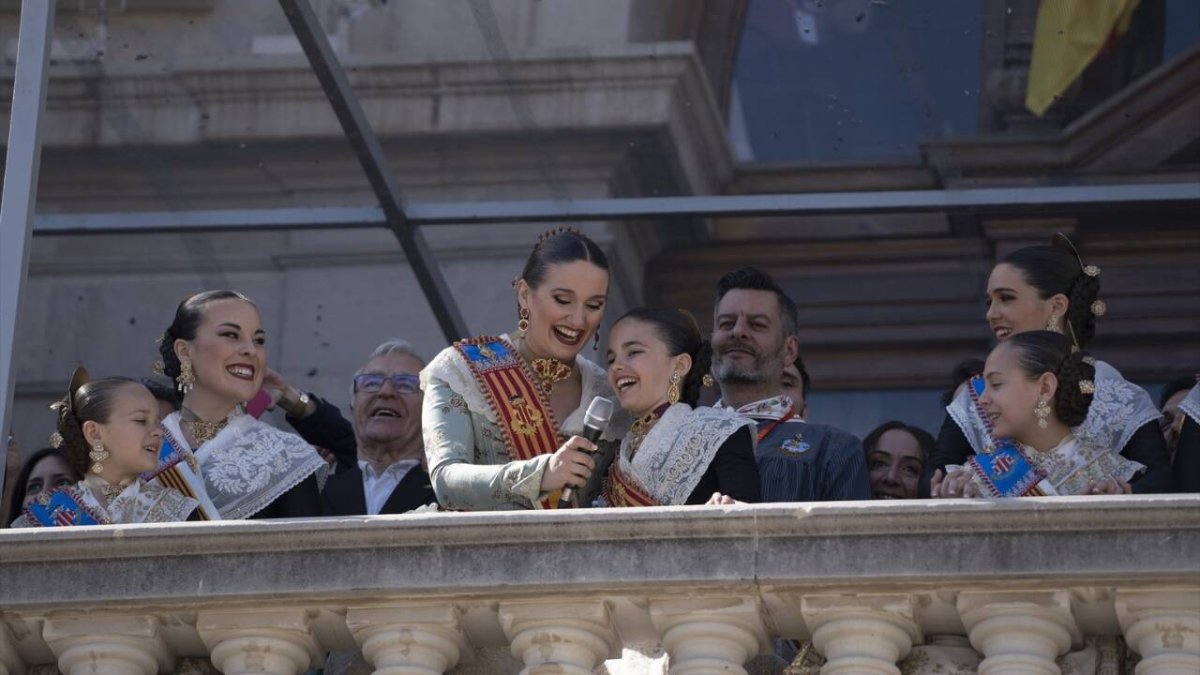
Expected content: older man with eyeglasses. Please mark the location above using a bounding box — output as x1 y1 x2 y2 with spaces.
268 339 436 516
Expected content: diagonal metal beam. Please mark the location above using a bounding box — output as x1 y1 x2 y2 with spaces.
0 0 56 505
276 0 468 341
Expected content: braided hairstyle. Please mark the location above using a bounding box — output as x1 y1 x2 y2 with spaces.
613 307 713 406
52 376 142 477
157 290 254 380
1001 237 1101 347
1006 330 1096 427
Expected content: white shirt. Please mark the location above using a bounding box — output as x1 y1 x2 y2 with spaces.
357 459 420 515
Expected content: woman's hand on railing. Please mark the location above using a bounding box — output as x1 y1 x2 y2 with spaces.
540 436 597 493
930 469 980 498
705 492 743 505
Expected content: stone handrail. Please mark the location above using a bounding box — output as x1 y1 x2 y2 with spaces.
1 495 1197 674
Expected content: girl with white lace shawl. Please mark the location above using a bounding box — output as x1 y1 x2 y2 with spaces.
600 308 759 507
927 234 1173 497
12 368 196 528
149 291 325 519
940 331 1145 498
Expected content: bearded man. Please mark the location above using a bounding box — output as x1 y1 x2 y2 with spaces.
711 267 869 502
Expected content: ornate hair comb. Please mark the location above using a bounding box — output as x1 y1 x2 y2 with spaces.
535 226 581 246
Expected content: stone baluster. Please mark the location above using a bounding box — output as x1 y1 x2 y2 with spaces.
801 594 921 675
197 609 321 675
43 616 171 675
958 590 1080 675
1116 589 1200 675
499 601 618 675
0 621 24 675
649 596 768 675
346 604 470 675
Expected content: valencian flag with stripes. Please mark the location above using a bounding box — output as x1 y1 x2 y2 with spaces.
1025 0 1141 116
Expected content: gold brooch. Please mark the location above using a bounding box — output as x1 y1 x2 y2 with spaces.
530 358 572 393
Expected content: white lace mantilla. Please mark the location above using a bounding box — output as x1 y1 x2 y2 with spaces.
420 333 629 441
13 479 196 527
611 404 752 506
164 411 324 520
1180 384 1200 426
101 479 198 524
947 359 1160 455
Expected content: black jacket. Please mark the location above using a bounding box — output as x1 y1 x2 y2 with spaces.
286 395 436 515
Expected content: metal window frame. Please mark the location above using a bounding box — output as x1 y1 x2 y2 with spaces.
2 0 1199 492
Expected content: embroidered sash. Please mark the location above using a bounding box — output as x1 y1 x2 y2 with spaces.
455 337 562 462
145 423 220 520
25 487 105 527
964 375 1048 497
602 460 659 507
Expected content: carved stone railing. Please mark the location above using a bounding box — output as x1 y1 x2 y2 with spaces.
1 496 1197 674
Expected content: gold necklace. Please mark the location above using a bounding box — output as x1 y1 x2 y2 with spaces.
86 475 132 502
180 407 231 445
530 358 573 393
628 403 671 458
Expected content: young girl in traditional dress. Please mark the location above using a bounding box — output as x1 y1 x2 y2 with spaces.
601 307 760 506
929 234 1172 497
940 331 1144 498
12 367 196 527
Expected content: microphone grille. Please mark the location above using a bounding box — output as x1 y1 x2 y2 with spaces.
585 396 614 423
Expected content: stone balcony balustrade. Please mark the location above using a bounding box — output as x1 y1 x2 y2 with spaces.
1 495 1197 674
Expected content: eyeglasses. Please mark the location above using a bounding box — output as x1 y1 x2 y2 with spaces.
353 373 421 394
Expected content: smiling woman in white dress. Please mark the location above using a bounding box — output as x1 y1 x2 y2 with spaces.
421 229 629 510
148 291 324 519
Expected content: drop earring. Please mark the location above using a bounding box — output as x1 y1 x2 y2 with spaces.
1046 312 1061 333
176 360 195 394
89 441 109 474
1034 396 1051 429
667 371 681 405
517 307 530 339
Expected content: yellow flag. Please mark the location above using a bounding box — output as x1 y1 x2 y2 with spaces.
1025 0 1141 116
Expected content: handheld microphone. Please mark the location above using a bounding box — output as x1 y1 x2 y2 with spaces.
558 396 613 509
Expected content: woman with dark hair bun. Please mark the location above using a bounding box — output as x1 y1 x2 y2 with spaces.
11 367 197 527
936 332 1146 497
927 233 1173 496
601 307 760 506
422 229 630 510
148 290 324 519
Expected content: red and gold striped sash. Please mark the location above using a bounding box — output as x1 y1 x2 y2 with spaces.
601 460 659 508
456 336 566 508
